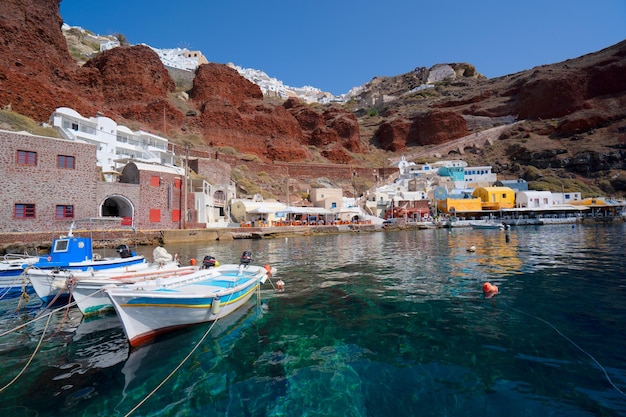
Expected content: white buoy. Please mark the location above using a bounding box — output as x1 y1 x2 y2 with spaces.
211 296 221 315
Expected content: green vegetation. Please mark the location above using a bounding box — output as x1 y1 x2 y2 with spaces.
241 153 262 162
0 110 60 137
527 178 602 198
216 146 239 155
114 33 130 46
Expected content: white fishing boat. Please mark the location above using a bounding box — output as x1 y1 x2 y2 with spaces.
0 252 40 296
106 251 275 347
27 246 180 305
71 263 199 315
25 219 147 303
469 220 507 230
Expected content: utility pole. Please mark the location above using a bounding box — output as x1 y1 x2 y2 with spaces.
286 165 289 206
183 145 189 229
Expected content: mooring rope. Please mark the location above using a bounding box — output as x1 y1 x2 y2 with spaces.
122 282 241 416
0 298 79 338
0 310 54 393
502 300 626 398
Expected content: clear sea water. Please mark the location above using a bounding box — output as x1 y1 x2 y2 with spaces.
0 223 625 416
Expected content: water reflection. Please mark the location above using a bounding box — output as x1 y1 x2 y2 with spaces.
0 223 624 416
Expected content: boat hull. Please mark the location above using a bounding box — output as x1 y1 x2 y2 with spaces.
0 255 41 296
469 222 505 230
71 265 198 315
27 256 151 303
106 264 270 347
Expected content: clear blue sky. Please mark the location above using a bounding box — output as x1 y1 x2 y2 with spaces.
60 0 625 96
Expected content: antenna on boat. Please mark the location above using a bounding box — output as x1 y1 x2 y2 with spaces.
67 221 76 238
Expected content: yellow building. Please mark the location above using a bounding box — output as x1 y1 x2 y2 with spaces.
472 186 516 210
437 197 483 214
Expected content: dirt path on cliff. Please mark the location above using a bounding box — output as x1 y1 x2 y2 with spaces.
387 123 518 164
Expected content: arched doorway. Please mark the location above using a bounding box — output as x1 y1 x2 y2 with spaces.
100 195 135 222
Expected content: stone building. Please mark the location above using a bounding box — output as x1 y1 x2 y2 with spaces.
0 129 236 235
0 130 98 233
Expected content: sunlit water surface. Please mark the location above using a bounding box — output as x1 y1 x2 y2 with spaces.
0 223 625 416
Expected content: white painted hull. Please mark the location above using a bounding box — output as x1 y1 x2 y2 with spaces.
71 265 198 315
106 264 273 347
0 255 41 294
27 259 182 304
470 221 505 230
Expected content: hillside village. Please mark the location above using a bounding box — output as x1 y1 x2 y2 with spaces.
1 102 624 248
1 17 624 248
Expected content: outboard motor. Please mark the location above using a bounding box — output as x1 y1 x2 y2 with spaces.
202 255 217 269
116 244 132 258
240 251 252 267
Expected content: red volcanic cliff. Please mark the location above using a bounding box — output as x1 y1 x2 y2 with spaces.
1 0 625 196
0 0 362 163
188 63 311 161
0 0 102 119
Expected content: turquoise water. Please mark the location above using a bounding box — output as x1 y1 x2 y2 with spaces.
0 223 625 416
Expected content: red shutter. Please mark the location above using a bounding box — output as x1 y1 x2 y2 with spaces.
149 209 161 222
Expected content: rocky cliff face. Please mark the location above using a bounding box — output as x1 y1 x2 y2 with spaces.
0 0 360 163
1 0 625 196
0 0 102 119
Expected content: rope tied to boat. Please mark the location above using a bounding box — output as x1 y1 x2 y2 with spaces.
122 282 242 416
15 266 32 312
0 299 80 392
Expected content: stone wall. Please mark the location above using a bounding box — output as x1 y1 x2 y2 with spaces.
0 130 98 233
216 154 379 183
134 169 185 230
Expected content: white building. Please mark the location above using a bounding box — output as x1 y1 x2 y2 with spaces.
365 157 504 219
551 192 582 205
515 190 554 208
462 165 498 187
365 157 436 218
152 47 208 71
190 178 236 227
50 107 174 171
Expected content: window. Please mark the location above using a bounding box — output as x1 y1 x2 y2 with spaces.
54 239 69 252
57 155 75 169
16 150 37 166
15 204 35 218
56 205 74 219
174 178 182 189
150 209 161 222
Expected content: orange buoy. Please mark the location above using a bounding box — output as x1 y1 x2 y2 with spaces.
482 282 498 298
264 264 272 277
190 258 197 266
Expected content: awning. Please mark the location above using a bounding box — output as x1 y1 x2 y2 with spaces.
247 206 276 214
